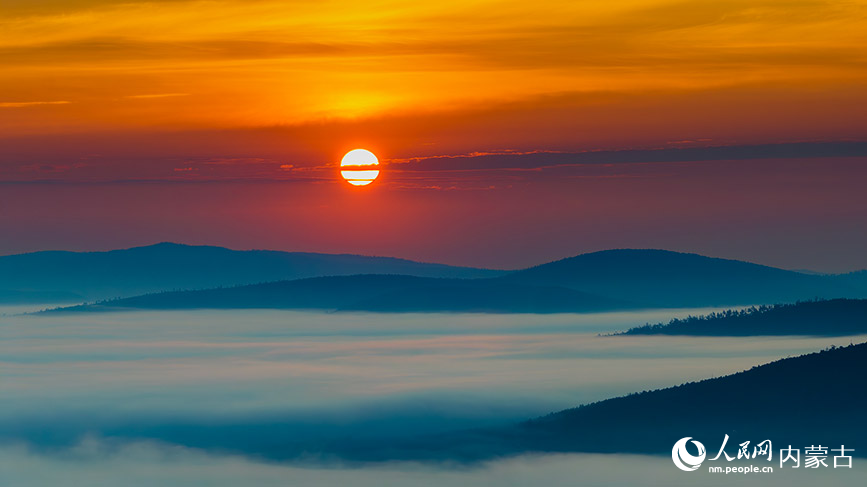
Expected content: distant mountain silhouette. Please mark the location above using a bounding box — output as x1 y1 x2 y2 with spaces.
11 246 867 311
51 274 631 314
838 270 867 292
330 342 867 462
619 298 867 336
497 249 864 308
0 243 503 303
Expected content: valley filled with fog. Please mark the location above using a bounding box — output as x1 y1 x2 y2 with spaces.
2 308 864 485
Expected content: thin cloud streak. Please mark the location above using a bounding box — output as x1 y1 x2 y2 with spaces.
0 100 71 108
388 141 867 172
125 93 189 99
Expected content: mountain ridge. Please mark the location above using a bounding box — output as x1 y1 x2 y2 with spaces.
6 244 867 310
325 342 867 462
0 242 504 303
497 248 863 307
48 274 633 314
618 298 867 336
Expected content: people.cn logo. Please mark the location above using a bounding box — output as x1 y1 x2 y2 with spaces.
672 437 707 471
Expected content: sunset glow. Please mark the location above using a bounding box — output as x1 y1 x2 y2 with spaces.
2 1 866 140
3 2 867 484
1 0 866 271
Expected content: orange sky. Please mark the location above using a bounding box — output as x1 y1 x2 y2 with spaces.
1 1 866 271
2 0 866 138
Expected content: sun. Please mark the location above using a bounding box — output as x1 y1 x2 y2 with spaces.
340 149 380 186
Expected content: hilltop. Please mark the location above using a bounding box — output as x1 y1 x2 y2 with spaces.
619 298 867 336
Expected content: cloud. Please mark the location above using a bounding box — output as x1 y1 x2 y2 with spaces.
1 441 864 487
388 142 867 172
3 1 864 72
0 100 71 108
2 308 864 463
125 93 189 99
2 0 866 136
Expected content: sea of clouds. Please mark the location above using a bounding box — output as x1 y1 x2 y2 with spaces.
2 308 864 484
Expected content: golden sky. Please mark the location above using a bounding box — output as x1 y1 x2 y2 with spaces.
2 0 866 137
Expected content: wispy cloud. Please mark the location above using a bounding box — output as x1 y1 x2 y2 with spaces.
125 93 189 99
0 100 71 108
2 0 866 134
388 142 867 172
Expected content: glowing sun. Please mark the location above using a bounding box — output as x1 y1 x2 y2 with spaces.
340 149 380 186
